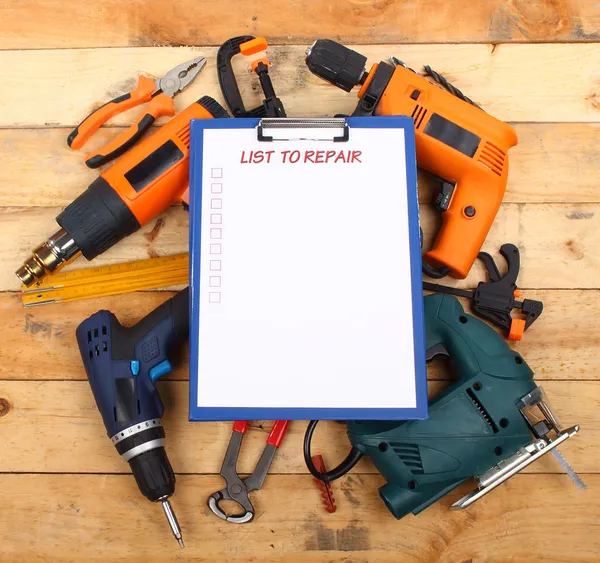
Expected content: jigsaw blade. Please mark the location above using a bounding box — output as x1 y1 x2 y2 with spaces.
551 448 587 490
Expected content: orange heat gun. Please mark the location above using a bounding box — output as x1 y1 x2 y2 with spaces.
305 40 518 279
16 96 229 286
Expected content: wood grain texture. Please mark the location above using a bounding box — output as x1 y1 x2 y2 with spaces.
1 0 599 48
1 44 600 126
4 202 599 291
1 288 598 382
0 380 591 474
0 4 599 559
2 123 600 208
0 473 595 562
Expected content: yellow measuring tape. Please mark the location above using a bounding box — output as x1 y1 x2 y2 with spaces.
21 253 189 307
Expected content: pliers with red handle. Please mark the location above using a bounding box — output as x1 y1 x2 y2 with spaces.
208 420 290 523
67 56 206 169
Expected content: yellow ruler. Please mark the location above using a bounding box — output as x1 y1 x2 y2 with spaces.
22 253 189 307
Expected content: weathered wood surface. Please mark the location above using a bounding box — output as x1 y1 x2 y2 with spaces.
0 380 591 474
0 4 599 558
3 202 599 291
0 473 595 562
2 123 600 208
1 44 600 126
1 289 598 382
1 0 599 48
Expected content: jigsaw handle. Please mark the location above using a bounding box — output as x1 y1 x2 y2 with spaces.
424 294 534 389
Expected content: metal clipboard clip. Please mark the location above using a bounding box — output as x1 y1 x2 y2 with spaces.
257 118 349 142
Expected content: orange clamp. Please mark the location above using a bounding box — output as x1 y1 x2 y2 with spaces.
240 37 268 56
251 58 270 72
508 318 526 341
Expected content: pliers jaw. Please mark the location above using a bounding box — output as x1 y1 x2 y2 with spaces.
207 489 255 524
158 56 207 98
207 420 289 524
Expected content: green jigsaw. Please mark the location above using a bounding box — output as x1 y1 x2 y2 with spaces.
346 294 583 518
305 294 583 518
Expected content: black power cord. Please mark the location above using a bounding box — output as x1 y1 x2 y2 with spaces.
303 420 363 483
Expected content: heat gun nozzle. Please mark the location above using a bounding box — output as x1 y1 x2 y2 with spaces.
16 228 81 286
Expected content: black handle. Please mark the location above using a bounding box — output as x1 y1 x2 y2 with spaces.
85 113 156 169
217 35 255 117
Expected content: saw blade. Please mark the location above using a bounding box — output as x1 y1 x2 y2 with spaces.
551 448 587 490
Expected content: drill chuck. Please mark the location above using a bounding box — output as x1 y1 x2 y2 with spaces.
112 418 182 546
305 39 368 92
112 419 175 502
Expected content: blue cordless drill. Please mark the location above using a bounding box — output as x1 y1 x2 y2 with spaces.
76 288 189 547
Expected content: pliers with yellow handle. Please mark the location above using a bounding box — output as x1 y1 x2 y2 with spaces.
67 56 206 169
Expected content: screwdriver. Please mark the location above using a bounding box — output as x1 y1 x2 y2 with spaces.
76 288 190 547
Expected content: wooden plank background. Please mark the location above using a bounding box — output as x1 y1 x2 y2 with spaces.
0 1 598 561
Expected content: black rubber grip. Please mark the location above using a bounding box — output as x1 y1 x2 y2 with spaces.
57 176 140 260
85 113 156 169
217 36 255 117
199 96 230 119
422 261 451 279
129 447 176 502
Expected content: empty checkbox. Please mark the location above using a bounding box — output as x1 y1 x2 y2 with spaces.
209 276 221 287
210 228 222 239
211 183 222 194
210 244 222 254
211 199 222 209
211 168 222 178
210 260 221 271
209 292 221 303
211 214 222 224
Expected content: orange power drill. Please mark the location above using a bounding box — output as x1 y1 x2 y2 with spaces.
16 96 229 286
306 40 518 279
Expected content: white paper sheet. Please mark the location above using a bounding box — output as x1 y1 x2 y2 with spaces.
194 126 418 410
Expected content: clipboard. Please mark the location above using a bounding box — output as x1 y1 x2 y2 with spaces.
188 116 427 421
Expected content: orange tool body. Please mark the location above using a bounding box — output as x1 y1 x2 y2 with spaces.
99 100 205 222
16 96 229 287
305 40 518 279
67 57 206 169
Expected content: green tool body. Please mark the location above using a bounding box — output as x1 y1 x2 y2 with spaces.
347 294 539 519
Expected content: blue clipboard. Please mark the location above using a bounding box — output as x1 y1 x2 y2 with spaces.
188 116 427 421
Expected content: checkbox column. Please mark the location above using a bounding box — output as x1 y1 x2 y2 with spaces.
208 172 223 303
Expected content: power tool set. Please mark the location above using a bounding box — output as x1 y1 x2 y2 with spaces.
16 36 584 547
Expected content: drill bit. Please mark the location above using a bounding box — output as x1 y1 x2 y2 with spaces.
551 448 587 490
161 499 185 548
